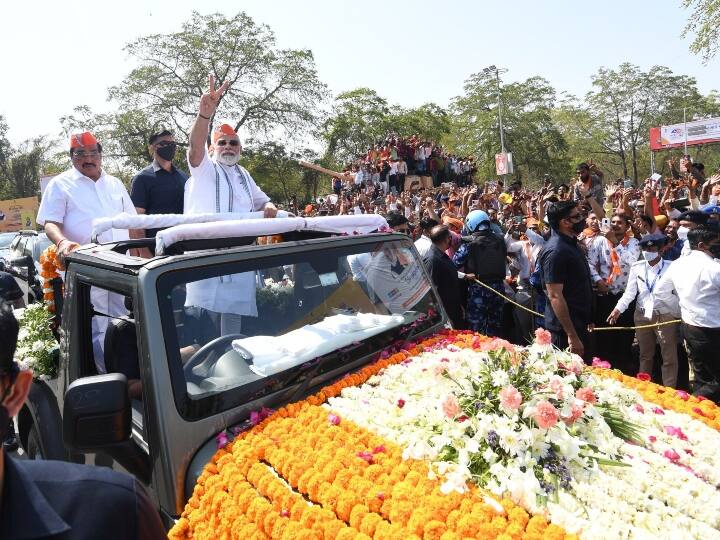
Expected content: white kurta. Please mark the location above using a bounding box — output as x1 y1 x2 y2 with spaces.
37 167 136 373
184 149 271 316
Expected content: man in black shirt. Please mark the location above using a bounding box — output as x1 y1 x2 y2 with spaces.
130 129 188 238
423 225 474 329
539 201 594 359
0 304 166 539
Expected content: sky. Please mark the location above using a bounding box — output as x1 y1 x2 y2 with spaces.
2 0 718 145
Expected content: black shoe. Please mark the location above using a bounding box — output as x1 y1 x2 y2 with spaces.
3 433 19 452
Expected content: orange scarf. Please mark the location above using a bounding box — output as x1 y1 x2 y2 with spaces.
607 234 630 284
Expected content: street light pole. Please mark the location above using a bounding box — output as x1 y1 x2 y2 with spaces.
495 70 506 154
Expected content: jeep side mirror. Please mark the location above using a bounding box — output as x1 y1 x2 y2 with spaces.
63 373 131 451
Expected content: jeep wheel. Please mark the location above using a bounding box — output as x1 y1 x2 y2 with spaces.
26 425 44 460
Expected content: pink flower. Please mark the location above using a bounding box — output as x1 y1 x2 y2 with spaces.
676 390 690 401
356 451 374 464
397 399 406 408
696 395 708 402
372 445 386 454
216 431 229 449
652 407 665 415
499 385 523 411
663 449 681 462
636 372 651 382
648 435 657 443
563 403 584 425
634 403 645 414
533 400 560 429
591 357 612 369
534 328 552 346
692 407 706 417
575 387 597 404
684 448 694 456
280 509 290 518
328 413 341 426
549 378 564 399
665 426 688 441
441 394 461 418
433 363 448 376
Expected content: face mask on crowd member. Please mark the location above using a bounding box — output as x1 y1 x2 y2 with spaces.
211 123 242 167
677 210 709 241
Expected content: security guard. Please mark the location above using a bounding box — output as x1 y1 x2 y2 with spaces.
453 210 507 336
0 304 166 539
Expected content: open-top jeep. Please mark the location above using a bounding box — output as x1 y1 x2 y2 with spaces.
17 215 449 527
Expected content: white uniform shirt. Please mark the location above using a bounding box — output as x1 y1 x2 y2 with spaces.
37 167 135 244
37 167 135 373
655 250 720 328
183 148 272 316
613 259 679 317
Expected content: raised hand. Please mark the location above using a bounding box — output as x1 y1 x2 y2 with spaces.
199 74 230 119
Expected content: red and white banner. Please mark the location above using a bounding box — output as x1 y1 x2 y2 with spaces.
495 152 513 175
649 117 720 151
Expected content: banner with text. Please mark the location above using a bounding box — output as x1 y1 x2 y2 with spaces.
649 117 720 151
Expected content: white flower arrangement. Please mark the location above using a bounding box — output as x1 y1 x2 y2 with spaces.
325 336 720 539
13 303 59 380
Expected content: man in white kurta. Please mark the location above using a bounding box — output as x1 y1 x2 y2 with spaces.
37 131 140 373
183 76 278 335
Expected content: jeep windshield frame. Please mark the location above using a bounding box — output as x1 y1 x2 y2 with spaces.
155 234 446 421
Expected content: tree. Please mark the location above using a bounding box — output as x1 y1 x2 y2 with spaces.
0 115 62 200
322 88 391 164
683 0 720 63
448 73 569 183
62 11 328 177
389 103 451 144
565 64 712 183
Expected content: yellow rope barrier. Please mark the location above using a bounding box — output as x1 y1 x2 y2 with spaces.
591 319 681 332
471 279 545 318
470 278 682 332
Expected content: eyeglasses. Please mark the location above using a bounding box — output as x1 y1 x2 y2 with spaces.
216 140 240 147
72 150 100 158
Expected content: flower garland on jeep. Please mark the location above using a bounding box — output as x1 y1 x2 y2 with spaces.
13 303 59 379
38 244 63 312
171 330 720 540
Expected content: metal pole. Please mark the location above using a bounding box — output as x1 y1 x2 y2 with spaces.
683 107 688 154
496 70 506 154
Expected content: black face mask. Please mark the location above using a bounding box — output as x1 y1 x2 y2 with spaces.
156 143 177 162
571 219 586 235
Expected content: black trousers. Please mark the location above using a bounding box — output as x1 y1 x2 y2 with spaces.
682 323 720 402
593 293 637 375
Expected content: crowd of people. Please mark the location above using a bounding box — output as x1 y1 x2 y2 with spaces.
328 135 478 197
299 147 720 403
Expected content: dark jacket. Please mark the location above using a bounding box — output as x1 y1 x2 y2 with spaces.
424 244 464 328
1 452 166 539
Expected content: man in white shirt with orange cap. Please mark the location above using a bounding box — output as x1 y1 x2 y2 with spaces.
37 131 142 373
183 76 278 335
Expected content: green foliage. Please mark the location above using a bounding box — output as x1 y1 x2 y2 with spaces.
683 0 720 63
60 11 328 180
0 115 63 200
447 73 570 185
322 88 451 166
14 303 59 379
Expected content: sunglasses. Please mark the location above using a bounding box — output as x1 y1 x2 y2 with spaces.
72 150 100 158
216 140 240 147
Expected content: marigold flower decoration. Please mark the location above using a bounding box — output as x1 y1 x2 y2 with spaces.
169 330 576 540
38 245 63 312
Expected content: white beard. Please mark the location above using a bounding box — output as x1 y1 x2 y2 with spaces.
216 153 240 167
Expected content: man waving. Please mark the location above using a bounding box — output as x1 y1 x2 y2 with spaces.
183 76 278 336
184 75 277 218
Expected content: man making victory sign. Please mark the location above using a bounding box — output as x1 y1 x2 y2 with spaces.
184 75 279 335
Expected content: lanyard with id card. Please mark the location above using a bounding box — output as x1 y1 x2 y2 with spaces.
643 261 664 319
